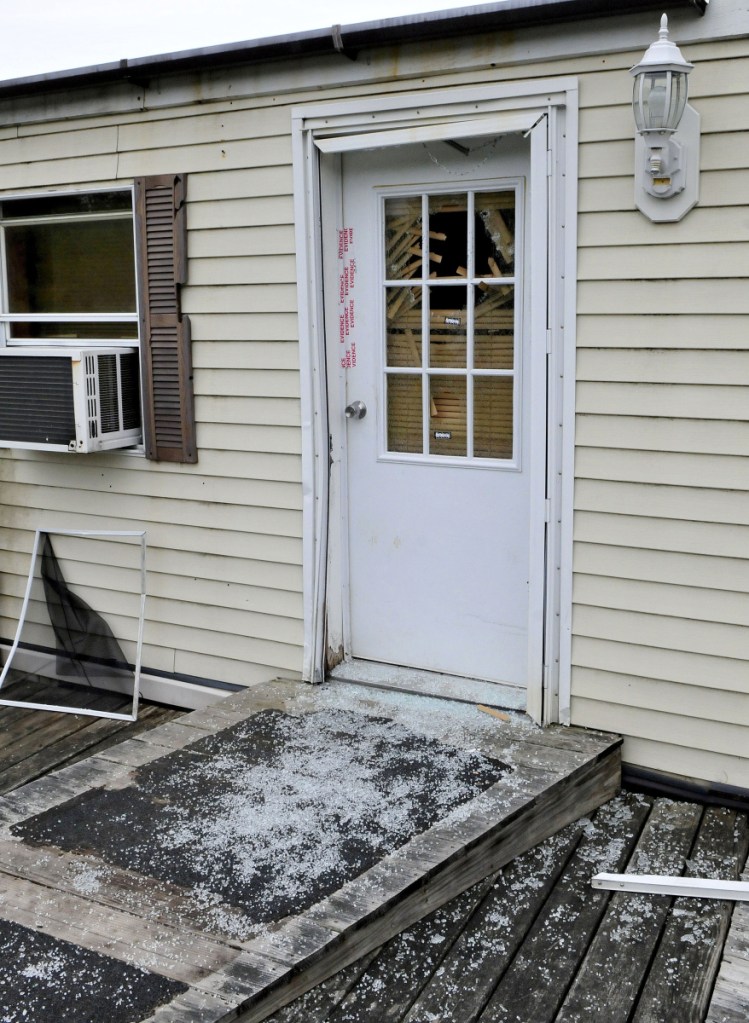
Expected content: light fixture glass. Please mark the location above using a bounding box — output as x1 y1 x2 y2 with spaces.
629 14 699 220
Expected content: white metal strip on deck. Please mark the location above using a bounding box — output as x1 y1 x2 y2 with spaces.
593 873 749 901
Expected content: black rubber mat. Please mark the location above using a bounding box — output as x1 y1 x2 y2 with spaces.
15 707 508 927
0 918 187 1023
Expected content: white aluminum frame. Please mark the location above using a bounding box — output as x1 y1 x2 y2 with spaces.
0 529 147 721
292 77 579 724
593 873 749 902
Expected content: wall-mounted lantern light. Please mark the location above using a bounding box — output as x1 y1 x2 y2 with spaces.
630 14 700 222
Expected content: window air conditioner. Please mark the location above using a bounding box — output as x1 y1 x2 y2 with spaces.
0 348 142 453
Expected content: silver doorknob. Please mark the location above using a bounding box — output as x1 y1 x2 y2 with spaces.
345 400 367 420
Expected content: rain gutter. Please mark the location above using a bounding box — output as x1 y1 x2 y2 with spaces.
0 0 707 98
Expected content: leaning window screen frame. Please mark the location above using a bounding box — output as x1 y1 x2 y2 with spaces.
0 187 139 349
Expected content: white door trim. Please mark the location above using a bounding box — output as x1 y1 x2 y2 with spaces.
292 77 578 724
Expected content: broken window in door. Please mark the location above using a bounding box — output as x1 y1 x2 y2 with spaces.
383 189 517 462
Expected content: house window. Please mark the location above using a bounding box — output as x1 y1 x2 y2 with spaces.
0 190 138 345
0 176 196 463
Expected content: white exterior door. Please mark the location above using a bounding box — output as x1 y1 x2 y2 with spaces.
337 135 541 688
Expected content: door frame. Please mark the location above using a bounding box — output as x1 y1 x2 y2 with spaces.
292 77 579 725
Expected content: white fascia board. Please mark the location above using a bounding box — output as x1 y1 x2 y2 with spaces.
592 873 749 901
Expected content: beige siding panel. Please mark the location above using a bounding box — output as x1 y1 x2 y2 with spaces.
0 480 302 535
578 243 749 281
117 106 291 151
190 256 297 286
7 448 301 486
183 284 298 315
576 382 749 420
192 342 299 371
2 464 302 507
0 155 119 191
578 205 749 247
580 133 749 180
574 543 749 593
188 166 294 201
574 512 749 558
189 226 296 258
0 537 300 594
146 576 302 621
0 552 302 618
573 667 749 727
190 314 299 342
575 415 749 457
195 369 300 398
572 635 749 694
173 650 298 687
577 56 749 109
574 604 749 662
574 574 748 628
0 494 302 545
617 737 749 791
0 603 302 674
571 699 749 780
578 104 634 146
579 169 749 214
194 395 300 427
197 424 302 455
574 698 749 762
0 126 118 166
188 196 294 230
576 448 749 492
580 95 749 146
194 396 300 427
140 623 302 673
115 135 293 177
577 349 749 385
0 525 302 586
11 92 285 137
0 572 302 647
579 280 749 316
577 315 748 349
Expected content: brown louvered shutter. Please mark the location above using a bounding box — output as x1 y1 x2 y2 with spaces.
134 174 197 463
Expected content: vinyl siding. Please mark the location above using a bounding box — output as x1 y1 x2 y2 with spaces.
571 37 749 787
0 96 304 689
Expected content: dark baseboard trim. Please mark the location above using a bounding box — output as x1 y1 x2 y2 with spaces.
623 763 749 814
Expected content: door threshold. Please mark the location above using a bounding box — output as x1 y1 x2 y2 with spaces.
328 659 526 712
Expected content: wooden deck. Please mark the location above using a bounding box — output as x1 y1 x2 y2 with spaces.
265 792 749 1023
0 670 182 795
0 678 620 1023
708 863 749 1023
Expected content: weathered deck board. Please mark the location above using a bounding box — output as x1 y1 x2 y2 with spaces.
707 864 749 1023
268 794 749 1023
403 815 585 1023
556 799 703 1022
634 808 749 1023
478 790 653 1023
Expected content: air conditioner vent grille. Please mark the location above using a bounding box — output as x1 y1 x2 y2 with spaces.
119 352 141 431
97 354 119 434
0 356 75 445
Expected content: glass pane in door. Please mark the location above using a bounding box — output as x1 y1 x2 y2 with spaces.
387 374 423 453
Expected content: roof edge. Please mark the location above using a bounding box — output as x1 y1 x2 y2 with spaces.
0 0 708 99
